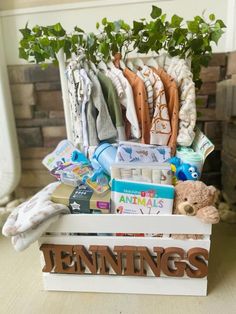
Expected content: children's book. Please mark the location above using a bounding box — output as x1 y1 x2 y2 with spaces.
111 179 174 215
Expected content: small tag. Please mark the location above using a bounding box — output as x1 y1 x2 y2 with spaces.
192 128 215 161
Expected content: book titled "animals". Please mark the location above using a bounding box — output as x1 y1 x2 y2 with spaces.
111 179 174 215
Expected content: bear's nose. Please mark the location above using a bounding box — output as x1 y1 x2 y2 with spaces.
184 205 194 215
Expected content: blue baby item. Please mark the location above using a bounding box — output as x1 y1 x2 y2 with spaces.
169 157 200 181
71 149 90 165
93 143 117 175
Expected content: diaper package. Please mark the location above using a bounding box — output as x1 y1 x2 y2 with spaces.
111 163 173 185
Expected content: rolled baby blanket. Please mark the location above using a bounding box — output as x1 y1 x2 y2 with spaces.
2 182 70 251
11 215 60 252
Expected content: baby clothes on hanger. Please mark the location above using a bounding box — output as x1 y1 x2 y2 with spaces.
163 56 196 147
97 71 126 141
152 67 179 155
79 68 92 151
88 70 117 141
137 70 154 118
86 101 99 146
86 95 99 147
66 62 84 148
140 66 171 146
104 69 124 99
109 66 141 140
123 67 150 144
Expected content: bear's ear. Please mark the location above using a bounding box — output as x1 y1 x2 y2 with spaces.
208 185 217 196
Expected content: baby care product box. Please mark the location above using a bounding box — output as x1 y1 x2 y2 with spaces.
111 179 174 215
51 183 111 214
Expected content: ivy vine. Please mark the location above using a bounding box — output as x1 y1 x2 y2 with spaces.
19 6 226 87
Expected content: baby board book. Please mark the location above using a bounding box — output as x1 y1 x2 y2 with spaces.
111 179 174 215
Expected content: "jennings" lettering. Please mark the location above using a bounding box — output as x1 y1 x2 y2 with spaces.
40 244 208 278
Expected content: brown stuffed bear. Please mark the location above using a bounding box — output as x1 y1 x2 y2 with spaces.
172 181 220 239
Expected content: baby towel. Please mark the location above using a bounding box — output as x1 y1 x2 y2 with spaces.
2 182 70 251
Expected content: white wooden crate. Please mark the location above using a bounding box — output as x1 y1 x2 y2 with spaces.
38 214 212 296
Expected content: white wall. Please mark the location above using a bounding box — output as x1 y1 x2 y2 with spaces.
0 0 233 65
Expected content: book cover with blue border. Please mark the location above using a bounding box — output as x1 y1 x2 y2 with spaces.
111 179 174 215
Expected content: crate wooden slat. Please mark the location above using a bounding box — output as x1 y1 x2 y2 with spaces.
42 273 208 296
44 214 212 235
39 214 212 296
39 235 211 251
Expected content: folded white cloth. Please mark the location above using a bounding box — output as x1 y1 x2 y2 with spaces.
2 182 70 251
11 215 60 252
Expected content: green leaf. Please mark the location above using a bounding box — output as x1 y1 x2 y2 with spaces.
20 39 29 49
194 16 204 24
201 23 209 33
171 15 183 28
133 20 144 34
98 41 110 60
34 51 45 63
161 14 167 23
39 37 50 47
111 42 119 54
74 26 84 33
211 29 224 44
32 25 42 36
187 20 199 33
152 19 165 33
64 39 72 58
19 47 28 60
102 17 108 25
215 19 226 28
120 20 130 31
96 22 100 29
19 27 31 38
54 23 62 32
71 34 79 44
190 38 204 51
50 40 57 51
58 39 65 50
53 23 66 36
150 6 162 19
209 14 215 21
32 44 42 53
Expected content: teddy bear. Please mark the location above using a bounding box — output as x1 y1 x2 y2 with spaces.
172 180 220 239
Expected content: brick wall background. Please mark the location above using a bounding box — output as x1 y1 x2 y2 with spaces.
9 65 65 198
8 53 227 198
197 53 227 187
215 52 236 208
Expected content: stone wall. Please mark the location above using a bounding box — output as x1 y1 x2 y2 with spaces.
216 51 236 208
8 53 226 198
197 53 227 187
9 64 65 198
